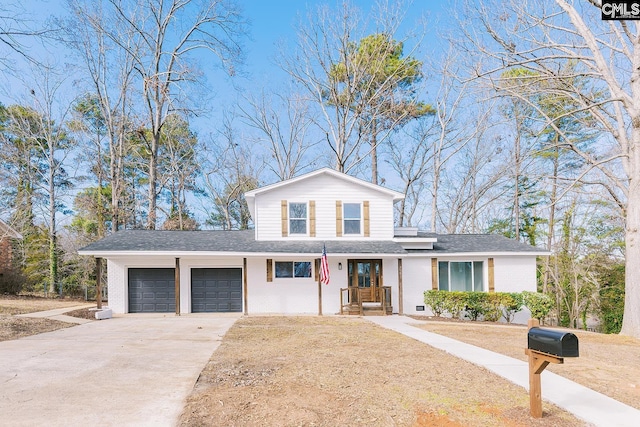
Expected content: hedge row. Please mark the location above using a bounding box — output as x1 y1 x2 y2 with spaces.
423 290 554 323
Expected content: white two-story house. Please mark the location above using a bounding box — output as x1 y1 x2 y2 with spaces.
79 168 546 316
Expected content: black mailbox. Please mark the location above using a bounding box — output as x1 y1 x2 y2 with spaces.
527 327 579 357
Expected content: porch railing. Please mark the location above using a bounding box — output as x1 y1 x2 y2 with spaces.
340 286 392 315
340 287 362 315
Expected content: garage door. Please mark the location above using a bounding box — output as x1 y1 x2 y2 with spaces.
191 268 242 312
128 268 176 313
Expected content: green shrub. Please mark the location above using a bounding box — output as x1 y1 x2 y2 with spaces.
522 291 554 322
483 293 506 322
598 263 625 334
423 290 447 317
500 292 525 323
423 290 529 323
600 285 624 334
443 292 467 319
464 292 489 321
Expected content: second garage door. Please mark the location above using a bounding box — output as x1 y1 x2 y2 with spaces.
191 268 242 312
128 268 176 313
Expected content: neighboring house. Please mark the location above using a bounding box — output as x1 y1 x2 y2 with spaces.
0 219 22 277
78 168 546 316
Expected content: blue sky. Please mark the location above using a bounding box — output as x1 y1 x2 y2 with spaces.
240 0 450 80
202 0 452 127
11 1 452 121
5 0 454 195
4 0 457 225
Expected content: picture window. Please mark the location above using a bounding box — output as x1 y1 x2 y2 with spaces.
275 261 312 278
438 261 484 292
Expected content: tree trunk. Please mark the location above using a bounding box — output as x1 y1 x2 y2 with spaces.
430 157 440 232
543 142 559 295
48 151 57 295
513 112 521 241
110 133 121 232
146 131 159 230
371 119 378 184
622 168 640 336
96 133 106 238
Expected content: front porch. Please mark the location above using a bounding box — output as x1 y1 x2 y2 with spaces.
339 259 392 316
339 286 392 316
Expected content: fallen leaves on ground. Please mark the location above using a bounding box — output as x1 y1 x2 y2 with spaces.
414 318 640 410
179 316 582 427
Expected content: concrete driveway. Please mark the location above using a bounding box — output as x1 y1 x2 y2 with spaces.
0 314 240 427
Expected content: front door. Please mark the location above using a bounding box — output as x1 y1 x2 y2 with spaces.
348 259 382 302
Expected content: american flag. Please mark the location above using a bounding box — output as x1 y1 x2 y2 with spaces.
320 244 330 285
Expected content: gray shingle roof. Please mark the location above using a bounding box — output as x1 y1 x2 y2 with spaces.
78 229 407 254
415 232 546 254
78 229 546 255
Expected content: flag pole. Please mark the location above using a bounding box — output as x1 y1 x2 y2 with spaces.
317 257 323 316
319 243 330 316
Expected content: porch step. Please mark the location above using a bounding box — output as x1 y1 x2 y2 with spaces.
342 303 392 316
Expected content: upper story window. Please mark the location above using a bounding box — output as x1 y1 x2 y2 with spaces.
343 203 361 234
289 202 307 234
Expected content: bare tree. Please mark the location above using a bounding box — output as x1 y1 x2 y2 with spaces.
0 3 55 68
547 198 605 328
1 70 75 295
85 0 246 229
457 0 640 337
65 0 138 232
202 117 263 230
239 91 317 181
157 114 200 230
427 50 493 232
280 1 428 177
387 119 434 227
438 128 510 234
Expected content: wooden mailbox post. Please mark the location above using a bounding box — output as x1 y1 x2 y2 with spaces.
525 319 579 418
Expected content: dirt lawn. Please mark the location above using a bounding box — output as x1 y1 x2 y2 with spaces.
414 318 640 411
0 296 92 342
2 296 637 426
180 316 585 427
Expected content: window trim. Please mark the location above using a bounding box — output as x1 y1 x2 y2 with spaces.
288 202 308 235
343 202 362 235
437 260 485 292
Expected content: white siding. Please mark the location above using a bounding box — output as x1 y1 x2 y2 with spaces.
400 255 538 317
399 257 431 315
106 256 176 313
246 256 345 314
105 256 244 314
245 256 400 315
493 256 537 293
106 259 126 313
382 258 400 312
103 253 538 317
253 173 396 240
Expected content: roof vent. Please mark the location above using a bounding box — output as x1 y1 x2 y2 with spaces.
394 227 418 237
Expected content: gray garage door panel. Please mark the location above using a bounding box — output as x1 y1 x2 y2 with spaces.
191 268 242 313
128 268 175 313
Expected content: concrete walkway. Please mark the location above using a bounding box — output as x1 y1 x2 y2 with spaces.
15 304 96 324
1 312 240 427
368 315 640 427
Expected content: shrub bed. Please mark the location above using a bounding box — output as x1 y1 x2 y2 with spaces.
423 290 552 323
